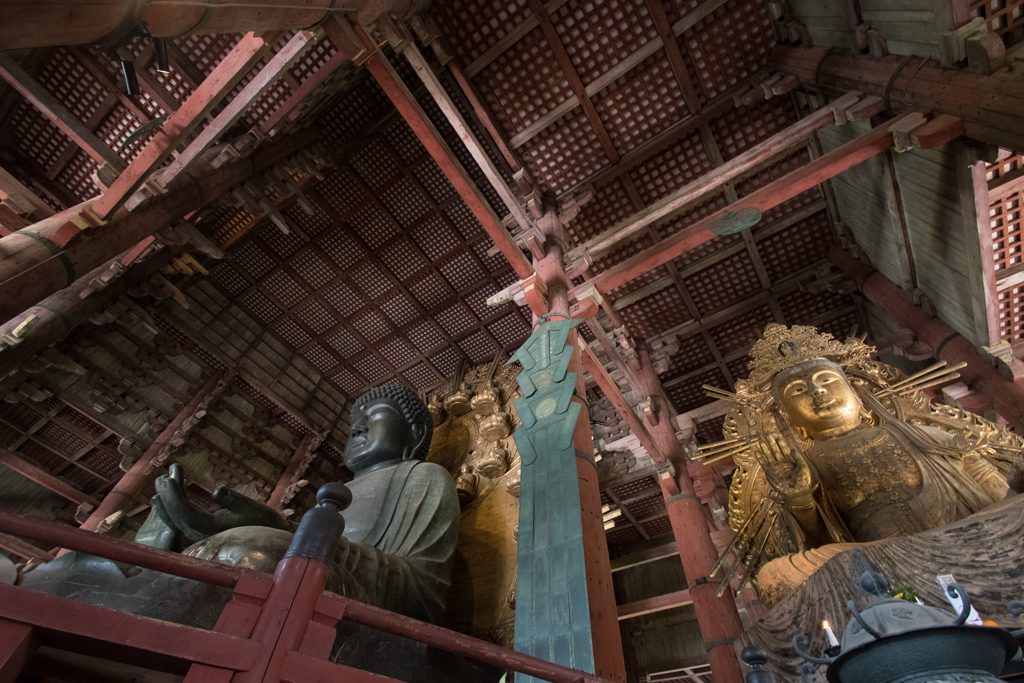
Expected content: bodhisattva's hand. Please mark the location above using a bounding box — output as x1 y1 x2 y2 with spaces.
757 435 815 504
153 464 289 542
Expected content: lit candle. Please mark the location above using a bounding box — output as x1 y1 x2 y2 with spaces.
822 620 839 648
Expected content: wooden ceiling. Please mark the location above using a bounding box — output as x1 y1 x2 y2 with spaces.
0 0 869 545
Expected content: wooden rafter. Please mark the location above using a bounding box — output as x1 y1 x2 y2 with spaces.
0 54 126 173
0 444 100 508
580 111 920 296
94 32 271 219
522 0 620 162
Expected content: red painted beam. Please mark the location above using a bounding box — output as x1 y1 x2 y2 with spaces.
267 434 317 510
80 370 229 532
0 619 39 683
617 589 693 620
0 583 259 670
260 47 351 136
0 533 55 563
0 509 245 588
91 33 269 220
160 29 322 182
321 591 618 683
342 17 534 281
0 0 422 50
580 345 664 463
0 445 98 508
581 111 917 296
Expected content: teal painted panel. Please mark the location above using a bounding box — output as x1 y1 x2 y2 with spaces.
511 319 595 681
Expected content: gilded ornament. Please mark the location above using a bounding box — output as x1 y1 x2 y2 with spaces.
699 323 1024 603
477 410 511 441
455 463 479 505
470 383 501 414
474 444 509 478
444 381 474 416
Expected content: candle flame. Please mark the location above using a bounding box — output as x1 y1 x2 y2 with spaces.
822 620 828 629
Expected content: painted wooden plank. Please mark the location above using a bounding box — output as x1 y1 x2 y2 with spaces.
617 589 693 620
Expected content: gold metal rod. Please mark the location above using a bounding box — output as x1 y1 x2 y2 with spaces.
886 360 948 390
878 364 965 396
709 498 767 578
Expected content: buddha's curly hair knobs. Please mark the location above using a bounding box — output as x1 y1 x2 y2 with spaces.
351 384 433 461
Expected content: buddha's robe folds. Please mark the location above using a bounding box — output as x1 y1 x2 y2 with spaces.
329 460 460 624
188 460 460 625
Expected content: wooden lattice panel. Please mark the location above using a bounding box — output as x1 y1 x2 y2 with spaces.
176 33 244 77
57 152 101 202
598 239 671 299
523 108 613 193
968 0 1024 45
991 182 1022 274
551 0 659 83
630 130 713 204
707 303 774 355
775 287 849 324
757 208 832 281
997 283 1024 341
659 194 731 246
694 413 727 443
567 181 635 244
709 96 797 160
478 25 574 137
659 337 716 379
598 47 692 152
683 250 761 315
682 0 774 99
10 100 71 173
666 366 728 412
621 287 694 337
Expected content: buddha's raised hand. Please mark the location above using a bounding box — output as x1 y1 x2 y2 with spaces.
153 463 289 542
757 434 815 502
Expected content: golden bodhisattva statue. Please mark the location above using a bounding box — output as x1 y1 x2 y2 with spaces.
703 324 1024 604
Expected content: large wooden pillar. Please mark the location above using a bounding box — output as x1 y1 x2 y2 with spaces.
508 203 626 682
633 346 745 683
830 244 1024 432
768 45 1024 152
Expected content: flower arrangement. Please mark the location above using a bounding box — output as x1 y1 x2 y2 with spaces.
892 585 923 603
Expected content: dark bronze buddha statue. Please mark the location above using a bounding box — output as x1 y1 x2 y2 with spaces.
143 383 461 624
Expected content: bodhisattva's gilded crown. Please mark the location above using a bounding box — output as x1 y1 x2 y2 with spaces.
737 324 874 402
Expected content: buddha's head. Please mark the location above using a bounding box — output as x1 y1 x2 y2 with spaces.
345 384 433 477
772 358 863 439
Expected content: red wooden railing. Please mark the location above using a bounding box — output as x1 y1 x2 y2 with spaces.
0 508 616 683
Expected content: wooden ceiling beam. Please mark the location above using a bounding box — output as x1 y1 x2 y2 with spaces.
522 0 620 162
0 444 99 509
93 32 272 219
404 43 533 233
65 47 152 125
158 29 323 184
447 64 521 174
578 110 920 296
617 588 692 620
0 54 125 172
261 48 350 137
643 0 702 115
0 532 55 562
568 103 839 271
349 17 533 280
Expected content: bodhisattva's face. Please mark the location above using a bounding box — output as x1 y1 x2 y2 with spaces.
345 398 423 477
778 367 862 439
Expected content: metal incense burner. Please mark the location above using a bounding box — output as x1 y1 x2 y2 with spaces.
793 571 1024 683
